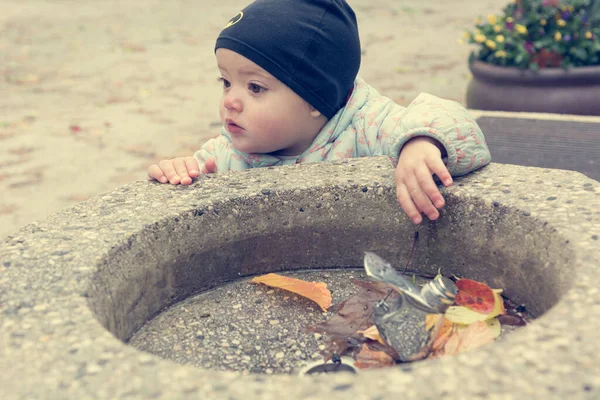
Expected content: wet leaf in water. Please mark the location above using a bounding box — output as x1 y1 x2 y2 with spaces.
442 320 495 356
306 280 398 359
353 343 395 369
455 278 495 314
251 273 332 311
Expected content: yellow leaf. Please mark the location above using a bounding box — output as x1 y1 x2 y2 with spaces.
250 273 332 311
445 289 505 324
455 317 501 338
486 317 501 338
357 325 386 345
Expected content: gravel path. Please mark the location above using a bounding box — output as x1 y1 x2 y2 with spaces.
0 0 507 240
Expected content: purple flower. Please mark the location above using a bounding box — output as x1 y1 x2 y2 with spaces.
564 34 572 42
561 11 570 20
582 14 588 23
524 41 535 54
505 21 514 31
539 28 545 35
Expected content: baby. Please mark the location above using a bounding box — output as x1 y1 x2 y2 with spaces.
148 0 491 224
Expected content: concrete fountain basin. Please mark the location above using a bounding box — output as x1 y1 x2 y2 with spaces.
1 157 599 399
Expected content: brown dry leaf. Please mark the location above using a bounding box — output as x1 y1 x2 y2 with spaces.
353 343 395 369
0 204 19 215
121 144 157 158
442 320 495 356
63 194 91 202
357 325 385 345
251 273 332 311
305 280 398 358
430 317 454 355
8 147 36 155
121 42 146 52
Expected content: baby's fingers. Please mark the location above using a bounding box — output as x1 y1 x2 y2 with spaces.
428 157 453 187
185 157 200 178
407 171 439 221
147 164 168 183
415 165 445 210
396 182 422 224
159 159 181 184
200 157 217 174
173 158 194 185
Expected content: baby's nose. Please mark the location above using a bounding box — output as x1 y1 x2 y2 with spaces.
223 91 243 111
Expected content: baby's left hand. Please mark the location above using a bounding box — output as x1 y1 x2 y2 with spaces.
395 137 453 224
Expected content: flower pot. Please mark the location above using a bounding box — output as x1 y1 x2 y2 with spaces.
466 60 600 115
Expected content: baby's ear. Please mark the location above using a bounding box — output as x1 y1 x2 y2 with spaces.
309 104 322 118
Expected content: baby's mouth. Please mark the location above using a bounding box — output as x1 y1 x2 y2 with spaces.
226 119 244 134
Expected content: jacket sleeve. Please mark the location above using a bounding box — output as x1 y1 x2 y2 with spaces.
353 93 491 176
193 133 249 173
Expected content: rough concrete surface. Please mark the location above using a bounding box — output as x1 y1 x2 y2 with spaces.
0 0 508 241
1 159 599 399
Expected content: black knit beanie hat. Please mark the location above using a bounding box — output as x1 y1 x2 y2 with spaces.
215 0 361 119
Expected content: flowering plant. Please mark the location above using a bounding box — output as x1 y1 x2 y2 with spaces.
464 0 600 70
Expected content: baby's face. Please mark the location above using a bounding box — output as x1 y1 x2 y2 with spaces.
216 49 326 156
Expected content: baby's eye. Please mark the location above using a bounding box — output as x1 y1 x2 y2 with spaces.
217 77 231 89
248 83 266 94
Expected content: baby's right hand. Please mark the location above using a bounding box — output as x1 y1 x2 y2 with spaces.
147 156 217 185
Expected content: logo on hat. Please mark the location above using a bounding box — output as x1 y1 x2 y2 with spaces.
224 11 243 29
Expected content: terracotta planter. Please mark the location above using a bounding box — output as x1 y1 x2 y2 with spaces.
466 60 600 115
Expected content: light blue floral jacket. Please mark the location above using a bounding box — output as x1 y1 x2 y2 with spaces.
194 77 491 175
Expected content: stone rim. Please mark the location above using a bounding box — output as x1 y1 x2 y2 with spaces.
1 158 599 399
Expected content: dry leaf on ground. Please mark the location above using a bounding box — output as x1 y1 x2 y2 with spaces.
251 273 332 311
306 280 398 358
357 325 386 345
430 317 454 355
454 278 495 314
443 320 495 356
445 289 505 325
353 343 395 369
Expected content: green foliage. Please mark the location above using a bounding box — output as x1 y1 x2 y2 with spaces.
464 0 600 70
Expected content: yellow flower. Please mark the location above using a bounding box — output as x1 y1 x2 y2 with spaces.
488 15 497 25
474 34 486 43
506 17 514 23
516 24 527 35
463 31 471 39
493 24 503 33
555 31 562 41
496 35 505 43
540 19 547 26
495 50 507 58
476 17 482 24
557 19 566 27
457 39 465 45
485 40 497 50
585 31 593 39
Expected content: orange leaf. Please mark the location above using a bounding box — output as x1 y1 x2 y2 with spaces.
251 273 332 311
353 344 395 369
431 317 454 354
443 320 495 356
455 279 495 314
357 325 386 345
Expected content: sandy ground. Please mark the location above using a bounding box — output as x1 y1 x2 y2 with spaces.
0 0 508 241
